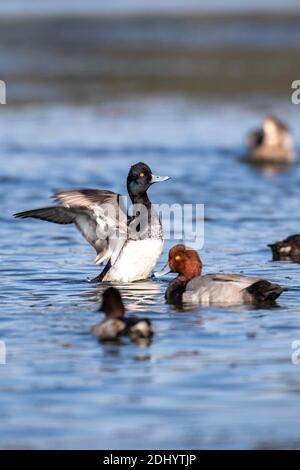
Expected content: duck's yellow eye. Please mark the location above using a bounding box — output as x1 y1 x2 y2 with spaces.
139 172 145 177
175 255 181 261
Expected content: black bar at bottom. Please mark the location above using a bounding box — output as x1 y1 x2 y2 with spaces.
0 450 298 466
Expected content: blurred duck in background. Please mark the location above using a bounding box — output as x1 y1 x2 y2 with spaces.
156 244 286 306
91 287 153 343
246 115 296 164
268 235 300 261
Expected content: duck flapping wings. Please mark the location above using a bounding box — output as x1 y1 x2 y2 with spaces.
15 189 128 266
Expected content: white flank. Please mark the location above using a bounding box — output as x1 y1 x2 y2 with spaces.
103 239 163 283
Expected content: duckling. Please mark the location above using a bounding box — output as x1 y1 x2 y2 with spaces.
247 116 296 164
268 235 300 261
91 287 153 342
156 244 286 306
14 162 170 282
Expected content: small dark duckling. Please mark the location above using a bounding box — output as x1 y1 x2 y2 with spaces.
268 235 300 261
91 287 153 342
247 115 296 164
156 244 286 306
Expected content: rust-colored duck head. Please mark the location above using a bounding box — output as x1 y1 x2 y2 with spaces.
155 244 202 282
168 244 202 280
154 245 202 304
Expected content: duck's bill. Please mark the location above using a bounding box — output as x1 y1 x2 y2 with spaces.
153 263 171 278
151 174 170 184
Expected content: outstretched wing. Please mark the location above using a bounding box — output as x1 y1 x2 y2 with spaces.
14 207 77 224
15 189 128 265
54 189 128 265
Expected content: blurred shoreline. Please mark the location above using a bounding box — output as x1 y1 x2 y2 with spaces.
3 11 300 19
2 12 300 104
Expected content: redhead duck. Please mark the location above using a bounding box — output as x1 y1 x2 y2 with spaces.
268 235 300 261
91 287 153 342
247 116 296 164
157 244 286 305
14 162 170 282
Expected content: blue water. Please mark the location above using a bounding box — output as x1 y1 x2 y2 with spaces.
1 96 300 449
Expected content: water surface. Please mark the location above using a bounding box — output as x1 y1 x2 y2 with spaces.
1 95 300 449
1 5 300 450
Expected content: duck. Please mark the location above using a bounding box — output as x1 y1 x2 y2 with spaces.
156 244 286 305
246 115 296 164
91 287 153 342
14 162 170 282
268 235 300 261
